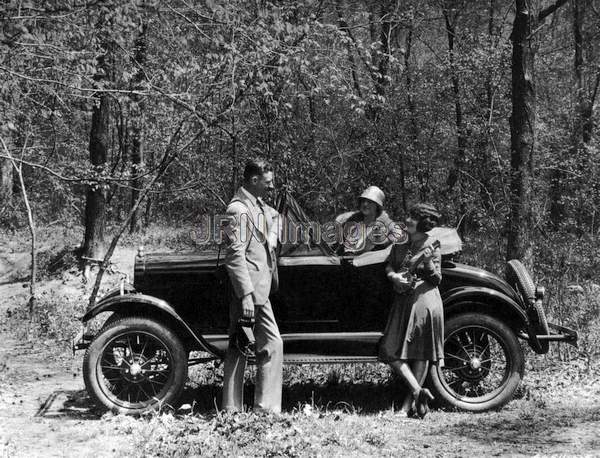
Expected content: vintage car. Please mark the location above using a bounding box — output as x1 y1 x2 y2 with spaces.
73 191 578 415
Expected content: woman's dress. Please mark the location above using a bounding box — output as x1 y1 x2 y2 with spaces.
379 236 444 364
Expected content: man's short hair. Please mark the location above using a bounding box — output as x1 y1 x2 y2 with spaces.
243 158 272 182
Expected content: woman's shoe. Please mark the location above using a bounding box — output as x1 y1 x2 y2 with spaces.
400 400 417 418
415 388 434 419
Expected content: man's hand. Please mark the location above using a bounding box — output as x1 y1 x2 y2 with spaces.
241 294 255 320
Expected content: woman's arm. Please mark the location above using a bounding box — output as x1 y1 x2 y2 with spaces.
385 245 405 281
385 253 396 278
422 245 442 286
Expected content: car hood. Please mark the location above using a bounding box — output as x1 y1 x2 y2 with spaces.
135 250 220 275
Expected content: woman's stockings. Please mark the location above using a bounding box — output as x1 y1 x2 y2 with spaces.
389 360 429 413
412 360 429 385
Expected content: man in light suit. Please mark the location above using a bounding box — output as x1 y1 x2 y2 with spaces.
221 158 283 413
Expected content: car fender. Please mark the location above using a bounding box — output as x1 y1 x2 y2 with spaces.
82 293 223 357
442 286 528 328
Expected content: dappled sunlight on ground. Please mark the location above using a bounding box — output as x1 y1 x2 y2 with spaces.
1 334 599 457
1 240 599 456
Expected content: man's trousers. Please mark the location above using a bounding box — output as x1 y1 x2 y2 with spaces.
222 299 283 413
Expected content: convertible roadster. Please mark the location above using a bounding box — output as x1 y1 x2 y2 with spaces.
73 191 577 415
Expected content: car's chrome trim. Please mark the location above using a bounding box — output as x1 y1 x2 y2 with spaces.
204 335 228 343
351 248 391 267
283 355 379 364
278 256 341 266
282 320 339 324
281 332 382 341
203 332 383 342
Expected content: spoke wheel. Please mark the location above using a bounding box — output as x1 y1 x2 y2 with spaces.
428 312 524 412
84 316 187 415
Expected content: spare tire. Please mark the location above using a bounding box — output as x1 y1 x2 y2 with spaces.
528 299 550 354
506 260 536 304
506 260 550 354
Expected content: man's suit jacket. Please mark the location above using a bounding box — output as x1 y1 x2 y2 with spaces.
223 187 279 306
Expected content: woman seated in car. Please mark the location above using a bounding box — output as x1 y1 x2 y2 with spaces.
334 185 393 255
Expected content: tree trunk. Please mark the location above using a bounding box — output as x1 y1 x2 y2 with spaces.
507 0 536 265
444 7 467 194
478 0 495 210
0 156 12 207
374 0 393 99
335 2 363 99
549 0 592 227
0 137 36 313
15 161 36 313
82 15 112 261
395 140 407 213
144 141 154 228
571 0 587 231
129 119 143 233
404 27 418 143
404 25 426 202
82 94 110 260
572 0 589 144
129 24 147 234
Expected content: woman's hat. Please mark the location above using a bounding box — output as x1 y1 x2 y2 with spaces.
359 186 385 207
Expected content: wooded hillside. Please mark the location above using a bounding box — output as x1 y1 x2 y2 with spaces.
1 0 599 267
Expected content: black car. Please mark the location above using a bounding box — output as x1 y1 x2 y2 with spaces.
73 191 577 415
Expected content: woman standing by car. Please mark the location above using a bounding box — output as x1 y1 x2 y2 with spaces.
379 203 444 418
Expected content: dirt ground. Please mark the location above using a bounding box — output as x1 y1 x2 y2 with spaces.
1 316 599 457
0 336 134 457
0 240 599 457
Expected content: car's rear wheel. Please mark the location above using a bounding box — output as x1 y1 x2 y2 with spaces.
83 316 188 415
428 312 524 412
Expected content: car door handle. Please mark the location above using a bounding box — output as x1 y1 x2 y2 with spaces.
341 257 354 266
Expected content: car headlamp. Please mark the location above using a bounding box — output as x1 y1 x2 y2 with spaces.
535 286 545 300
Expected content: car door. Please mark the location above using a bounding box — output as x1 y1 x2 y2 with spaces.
273 251 354 334
348 248 394 331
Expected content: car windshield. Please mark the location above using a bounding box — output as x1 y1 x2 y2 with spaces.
276 190 333 258
275 190 463 263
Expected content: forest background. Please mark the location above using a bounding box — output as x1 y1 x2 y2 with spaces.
1 0 599 378
1 1 600 455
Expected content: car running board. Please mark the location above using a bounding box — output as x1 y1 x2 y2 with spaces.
283 354 379 364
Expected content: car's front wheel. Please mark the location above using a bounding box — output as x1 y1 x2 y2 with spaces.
83 316 188 415
428 312 524 412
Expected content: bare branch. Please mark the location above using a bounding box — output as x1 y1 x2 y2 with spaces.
538 0 568 21
591 71 600 109
0 66 150 97
86 122 187 309
0 135 37 313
